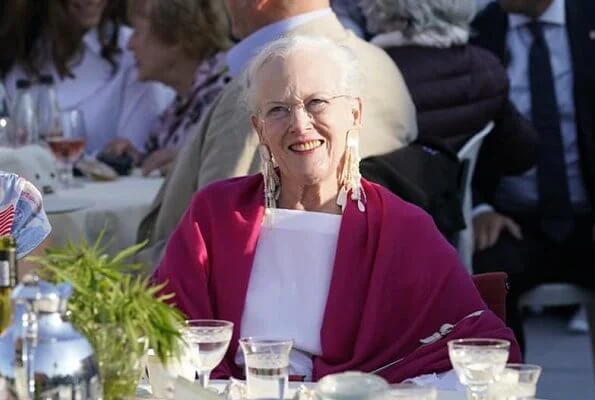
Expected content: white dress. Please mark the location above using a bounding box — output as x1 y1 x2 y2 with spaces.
235 208 341 380
3 27 173 154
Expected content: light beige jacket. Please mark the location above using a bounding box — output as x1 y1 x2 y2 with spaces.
136 13 417 268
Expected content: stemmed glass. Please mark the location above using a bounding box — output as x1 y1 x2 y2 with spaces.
47 108 86 188
447 338 510 400
181 319 233 389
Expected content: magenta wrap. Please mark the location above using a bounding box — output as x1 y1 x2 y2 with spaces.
152 174 521 382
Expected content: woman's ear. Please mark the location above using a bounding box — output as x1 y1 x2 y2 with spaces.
251 114 264 142
351 97 363 128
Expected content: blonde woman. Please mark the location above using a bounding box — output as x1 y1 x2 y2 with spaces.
106 0 233 176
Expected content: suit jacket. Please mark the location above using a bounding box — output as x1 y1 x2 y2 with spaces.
469 1 595 208
136 13 418 267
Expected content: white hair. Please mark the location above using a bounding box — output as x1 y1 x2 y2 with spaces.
243 35 363 114
360 0 476 47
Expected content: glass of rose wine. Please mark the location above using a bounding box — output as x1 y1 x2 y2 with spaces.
48 109 87 188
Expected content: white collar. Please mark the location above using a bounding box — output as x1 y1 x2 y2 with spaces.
81 28 104 56
509 0 565 28
225 8 333 77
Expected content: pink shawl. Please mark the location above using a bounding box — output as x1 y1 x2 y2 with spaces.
152 174 521 382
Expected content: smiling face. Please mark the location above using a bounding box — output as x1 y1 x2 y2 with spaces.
250 49 362 190
66 0 108 31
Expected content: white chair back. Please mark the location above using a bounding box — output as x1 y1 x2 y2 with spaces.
455 121 495 272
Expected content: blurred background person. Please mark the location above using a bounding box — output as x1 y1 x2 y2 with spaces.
103 0 233 177
359 0 538 246
0 0 171 155
360 0 537 166
470 0 595 352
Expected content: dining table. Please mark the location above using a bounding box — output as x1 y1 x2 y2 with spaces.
45 174 163 257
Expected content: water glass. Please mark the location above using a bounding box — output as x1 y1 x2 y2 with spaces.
182 319 233 389
448 338 510 400
315 371 389 400
488 363 542 400
385 382 438 400
239 337 293 400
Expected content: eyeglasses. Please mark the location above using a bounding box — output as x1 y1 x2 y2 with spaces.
258 94 351 123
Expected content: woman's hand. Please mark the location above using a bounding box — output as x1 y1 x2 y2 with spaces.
141 149 178 177
103 138 143 165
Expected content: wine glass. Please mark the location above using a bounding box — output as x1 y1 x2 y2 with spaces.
47 109 86 188
447 338 510 400
181 319 233 389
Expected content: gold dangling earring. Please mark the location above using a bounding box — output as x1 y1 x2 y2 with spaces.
259 144 279 212
337 129 365 212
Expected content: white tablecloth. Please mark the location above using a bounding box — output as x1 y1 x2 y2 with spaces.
46 176 163 256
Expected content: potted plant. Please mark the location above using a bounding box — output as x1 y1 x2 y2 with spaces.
30 234 186 400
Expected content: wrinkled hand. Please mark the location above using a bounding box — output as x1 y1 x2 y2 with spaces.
141 148 178 177
473 211 523 252
102 138 142 164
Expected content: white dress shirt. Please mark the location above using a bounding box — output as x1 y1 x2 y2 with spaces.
226 8 334 77
3 27 173 154
235 208 341 380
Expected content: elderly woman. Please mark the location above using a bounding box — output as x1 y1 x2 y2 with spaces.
105 0 232 176
1 0 171 155
360 0 538 174
152 35 521 384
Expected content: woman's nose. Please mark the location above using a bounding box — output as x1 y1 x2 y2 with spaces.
287 105 312 133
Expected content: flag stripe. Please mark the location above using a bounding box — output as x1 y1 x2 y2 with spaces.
0 205 15 236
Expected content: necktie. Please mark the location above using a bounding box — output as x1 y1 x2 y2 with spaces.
528 21 574 242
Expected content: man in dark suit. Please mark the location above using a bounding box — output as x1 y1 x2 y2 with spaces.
470 0 595 354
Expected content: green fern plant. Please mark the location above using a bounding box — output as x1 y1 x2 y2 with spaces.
29 233 186 399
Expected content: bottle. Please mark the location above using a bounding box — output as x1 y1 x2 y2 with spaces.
37 74 63 142
0 82 16 147
0 235 17 333
12 79 38 145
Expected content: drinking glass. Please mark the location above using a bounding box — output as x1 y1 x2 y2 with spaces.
447 338 510 400
239 337 293 400
47 109 86 188
182 319 233 389
385 382 438 400
488 363 542 400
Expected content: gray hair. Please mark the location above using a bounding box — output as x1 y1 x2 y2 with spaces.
360 0 476 46
243 35 363 114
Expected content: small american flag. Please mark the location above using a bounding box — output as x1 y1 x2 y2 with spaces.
0 205 15 236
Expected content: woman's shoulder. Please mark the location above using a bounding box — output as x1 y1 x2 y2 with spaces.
192 174 263 205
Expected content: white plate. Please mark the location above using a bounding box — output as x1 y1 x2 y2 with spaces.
43 195 95 214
